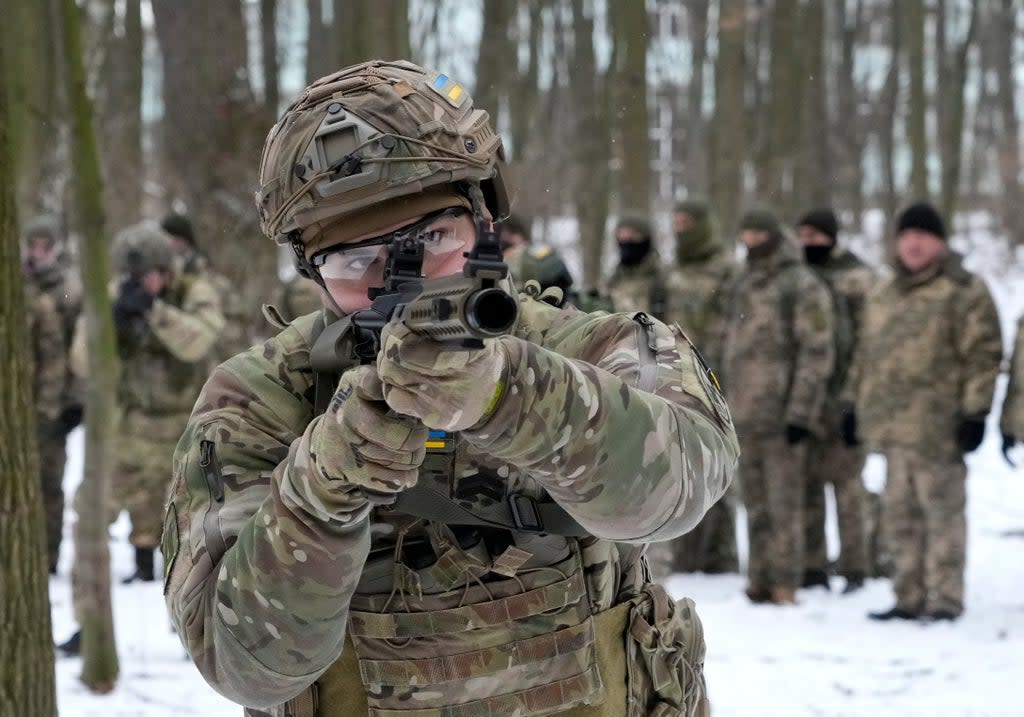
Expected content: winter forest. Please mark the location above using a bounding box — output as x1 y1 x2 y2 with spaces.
2 1 1024 716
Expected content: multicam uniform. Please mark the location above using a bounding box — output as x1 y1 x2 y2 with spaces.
506 244 575 305
852 251 1002 616
653 220 738 577
803 247 875 584
1001 314 1024 442
163 291 738 716
604 250 668 321
721 234 835 593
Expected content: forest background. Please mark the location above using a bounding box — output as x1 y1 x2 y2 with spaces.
3 1 1024 714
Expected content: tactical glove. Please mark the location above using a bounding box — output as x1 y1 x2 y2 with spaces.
112 279 155 326
1002 433 1017 468
58 404 84 433
840 407 860 447
955 415 986 453
785 424 811 445
310 365 427 500
377 322 508 432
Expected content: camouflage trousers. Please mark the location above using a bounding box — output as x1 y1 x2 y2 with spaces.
647 488 738 579
883 447 967 615
804 431 868 577
37 419 70 572
739 434 808 590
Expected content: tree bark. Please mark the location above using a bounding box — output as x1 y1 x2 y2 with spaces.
904 0 928 199
793 0 829 211
261 0 280 118
995 0 1024 244
937 2 978 223
0 18 59 715
475 0 516 140
62 0 120 692
880 3 903 251
685 0 710 196
612 0 651 213
710 0 746 235
306 0 329 83
834 0 866 226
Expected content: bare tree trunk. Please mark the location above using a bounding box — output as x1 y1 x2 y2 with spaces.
996 0 1024 244
508 0 544 162
475 0 516 139
793 0 829 210
152 0 271 340
613 0 651 213
937 2 978 223
834 0 866 227
96 0 142 234
62 0 120 692
760 0 799 211
905 0 928 198
880 4 903 251
0 21 59 715
306 0 329 82
570 0 612 290
711 0 747 235
261 0 280 118
10 0 63 219
685 0 710 195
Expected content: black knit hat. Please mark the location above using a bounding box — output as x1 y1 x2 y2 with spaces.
797 208 838 243
160 212 196 246
896 202 946 240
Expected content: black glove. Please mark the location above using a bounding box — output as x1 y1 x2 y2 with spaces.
785 424 811 445
840 408 860 447
955 415 986 453
112 279 155 327
1002 433 1017 468
58 404 84 433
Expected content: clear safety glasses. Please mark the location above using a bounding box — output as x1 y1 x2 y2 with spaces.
311 208 470 284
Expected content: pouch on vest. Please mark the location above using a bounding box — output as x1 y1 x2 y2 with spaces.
344 546 604 717
624 584 709 717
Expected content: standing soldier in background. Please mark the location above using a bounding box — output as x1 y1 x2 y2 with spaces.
59 222 224 655
650 198 739 578
499 214 575 307
161 60 738 716
852 202 1002 622
277 272 325 321
161 212 251 360
722 207 835 605
1000 313 1024 466
22 216 83 575
796 208 874 593
605 214 667 319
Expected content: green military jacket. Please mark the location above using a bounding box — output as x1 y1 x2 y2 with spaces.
506 244 575 301
162 291 739 713
28 260 82 412
720 236 835 438
853 252 1002 460
663 248 737 370
26 283 65 423
604 251 667 319
1000 314 1024 439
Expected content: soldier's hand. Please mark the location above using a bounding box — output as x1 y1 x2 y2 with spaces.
112 278 155 325
1002 433 1017 468
955 414 986 454
840 407 860 447
310 365 427 500
785 424 811 445
377 322 507 431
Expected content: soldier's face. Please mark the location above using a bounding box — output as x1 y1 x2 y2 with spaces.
897 229 946 273
615 228 644 244
500 231 527 257
24 236 58 270
672 212 695 233
739 229 772 249
316 210 475 315
169 236 191 256
141 269 170 296
797 226 832 247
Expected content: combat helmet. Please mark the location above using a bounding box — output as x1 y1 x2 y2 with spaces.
22 215 63 246
255 60 508 274
112 222 175 277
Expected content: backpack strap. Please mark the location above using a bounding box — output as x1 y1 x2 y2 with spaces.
648 269 668 322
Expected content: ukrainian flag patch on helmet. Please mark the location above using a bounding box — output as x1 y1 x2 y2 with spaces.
428 72 469 109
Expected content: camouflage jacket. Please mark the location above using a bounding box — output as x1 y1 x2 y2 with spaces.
604 250 667 319
663 248 737 369
277 275 323 322
26 282 65 424
162 292 739 711
999 314 1024 438
72 273 225 420
852 252 1002 459
809 247 876 414
27 260 82 411
720 236 835 437
181 249 252 361
506 245 575 300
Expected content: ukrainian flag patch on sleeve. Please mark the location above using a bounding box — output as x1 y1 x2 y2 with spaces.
428 72 469 109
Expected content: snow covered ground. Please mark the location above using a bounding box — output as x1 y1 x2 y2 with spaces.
51 253 1024 716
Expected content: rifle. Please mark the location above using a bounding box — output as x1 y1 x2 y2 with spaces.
308 214 519 504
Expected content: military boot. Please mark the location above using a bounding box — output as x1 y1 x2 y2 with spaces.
744 584 772 604
770 586 798 605
56 629 82 657
841 572 865 594
867 605 920 621
801 568 831 590
122 547 156 584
